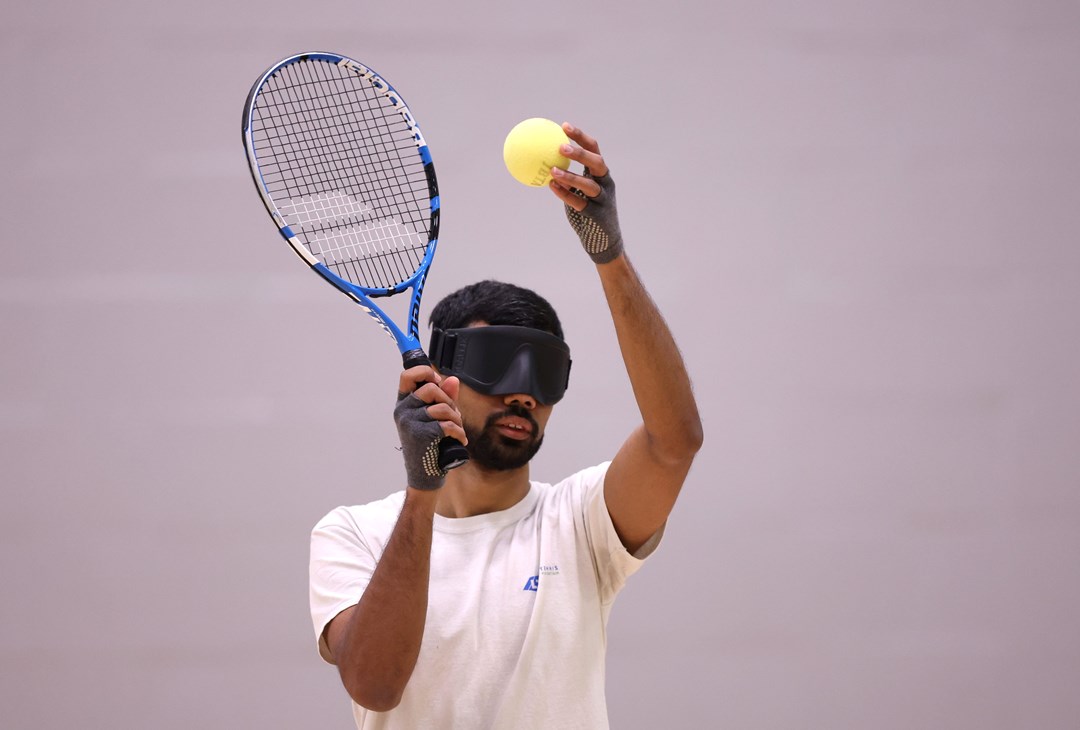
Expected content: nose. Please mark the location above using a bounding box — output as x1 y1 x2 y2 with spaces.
503 392 537 410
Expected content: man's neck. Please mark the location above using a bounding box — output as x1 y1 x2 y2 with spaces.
435 464 532 518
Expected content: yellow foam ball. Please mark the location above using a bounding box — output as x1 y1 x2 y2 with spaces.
503 118 571 187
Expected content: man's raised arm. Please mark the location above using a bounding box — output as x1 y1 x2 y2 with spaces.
549 123 703 553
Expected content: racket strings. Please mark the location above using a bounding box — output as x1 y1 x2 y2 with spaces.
311 61 427 287
267 62 422 288
263 65 418 217
259 87 417 290
269 74 416 288
250 59 432 290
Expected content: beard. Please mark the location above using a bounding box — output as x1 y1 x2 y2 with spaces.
464 404 544 471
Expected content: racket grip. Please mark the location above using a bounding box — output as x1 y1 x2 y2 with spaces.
402 349 433 370
402 349 469 472
438 438 470 471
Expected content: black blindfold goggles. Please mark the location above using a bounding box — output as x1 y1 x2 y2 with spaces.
428 325 572 405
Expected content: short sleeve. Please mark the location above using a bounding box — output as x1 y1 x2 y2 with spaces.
579 462 665 604
309 506 379 664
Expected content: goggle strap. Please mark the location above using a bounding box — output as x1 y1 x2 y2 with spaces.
428 328 458 372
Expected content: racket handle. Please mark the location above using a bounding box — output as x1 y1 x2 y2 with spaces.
402 349 433 370
437 438 470 471
402 349 469 472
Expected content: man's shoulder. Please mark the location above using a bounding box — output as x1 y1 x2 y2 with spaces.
313 490 406 534
532 462 611 508
543 461 611 491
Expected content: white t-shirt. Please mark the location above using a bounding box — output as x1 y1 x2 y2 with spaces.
309 462 662 730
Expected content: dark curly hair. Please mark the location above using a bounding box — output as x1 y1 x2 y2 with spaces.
428 280 564 339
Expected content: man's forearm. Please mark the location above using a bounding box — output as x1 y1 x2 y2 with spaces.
334 488 438 711
597 254 703 460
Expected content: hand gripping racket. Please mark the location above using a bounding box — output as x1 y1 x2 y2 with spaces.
242 52 468 471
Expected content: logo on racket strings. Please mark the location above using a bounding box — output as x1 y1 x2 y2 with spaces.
338 58 427 149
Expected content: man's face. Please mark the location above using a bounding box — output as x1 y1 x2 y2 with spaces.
454 383 553 471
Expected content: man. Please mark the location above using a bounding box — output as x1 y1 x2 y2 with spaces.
309 123 703 729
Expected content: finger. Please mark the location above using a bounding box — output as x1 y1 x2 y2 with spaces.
412 380 455 405
439 421 469 445
550 167 601 197
433 377 467 443
425 402 463 428
548 179 588 212
559 142 607 177
399 365 440 395
432 411 468 444
561 123 608 176
414 373 463 406
562 122 599 154
440 376 460 403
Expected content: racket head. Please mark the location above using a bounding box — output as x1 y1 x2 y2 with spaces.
242 52 440 353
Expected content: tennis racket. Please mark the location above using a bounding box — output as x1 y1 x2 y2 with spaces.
242 51 468 471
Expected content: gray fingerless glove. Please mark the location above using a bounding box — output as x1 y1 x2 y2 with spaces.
394 392 448 490
564 171 624 264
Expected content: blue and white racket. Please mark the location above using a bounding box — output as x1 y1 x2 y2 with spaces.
243 51 467 470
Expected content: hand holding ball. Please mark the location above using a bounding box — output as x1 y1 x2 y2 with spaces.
503 118 570 187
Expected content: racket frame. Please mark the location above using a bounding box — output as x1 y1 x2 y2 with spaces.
242 51 439 360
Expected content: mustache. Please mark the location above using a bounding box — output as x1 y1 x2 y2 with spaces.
483 404 539 434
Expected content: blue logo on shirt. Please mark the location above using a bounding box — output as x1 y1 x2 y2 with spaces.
523 575 539 592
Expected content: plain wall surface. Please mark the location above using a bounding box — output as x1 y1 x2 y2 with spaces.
2 1 1079 727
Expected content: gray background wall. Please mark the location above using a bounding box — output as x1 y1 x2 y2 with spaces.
3 0 1078 728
